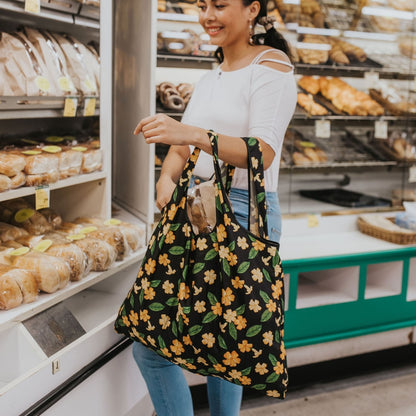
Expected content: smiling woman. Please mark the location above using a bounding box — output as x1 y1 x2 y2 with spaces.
131 1 296 415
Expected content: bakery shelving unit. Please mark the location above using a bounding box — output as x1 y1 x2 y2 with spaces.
0 2 153 415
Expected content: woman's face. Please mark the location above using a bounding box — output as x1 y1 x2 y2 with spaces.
198 0 258 48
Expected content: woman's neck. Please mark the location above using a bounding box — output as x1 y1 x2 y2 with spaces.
221 43 259 71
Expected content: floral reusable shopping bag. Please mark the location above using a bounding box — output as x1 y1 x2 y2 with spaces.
115 132 288 398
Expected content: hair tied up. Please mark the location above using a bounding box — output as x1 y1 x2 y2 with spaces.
258 16 276 32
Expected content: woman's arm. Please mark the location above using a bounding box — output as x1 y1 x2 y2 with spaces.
155 144 189 210
134 114 275 170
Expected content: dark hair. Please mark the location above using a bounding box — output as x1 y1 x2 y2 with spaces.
215 0 292 63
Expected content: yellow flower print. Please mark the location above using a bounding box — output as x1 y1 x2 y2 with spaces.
231 276 245 289
167 204 177 220
216 224 227 242
165 230 175 244
162 280 174 294
280 343 286 360
137 269 144 278
178 282 190 300
213 242 219 252
224 214 232 226
180 257 185 269
133 283 140 294
179 196 186 209
239 376 251 385
197 357 208 366
131 328 145 343
185 362 197 370
223 351 241 367
170 340 185 355
223 309 237 323
122 315 130 327
252 240 265 251
213 363 226 373
160 347 172 358
158 253 170 266
228 369 242 379
266 390 281 398
261 178 265 188
233 315 247 330
273 362 284 375
263 331 273 346
268 246 277 257
204 269 217 284
194 300 206 313
139 309 150 322
141 277 150 291
274 263 282 276
147 336 157 347
221 287 235 306
162 223 170 236
144 259 156 275
232 222 240 232
272 281 283 299
202 333 216 348
191 239 196 251
159 314 171 330
212 302 223 315
237 236 249 250
174 357 187 365
196 237 208 250
129 310 139 325
266 300 277 313
182 223 191 237
227 252 238 266
144 287 156 300
255 363 269 375
251 268 263 283
147 235 156 249
183 335 192 345
251 156 258 169
238 339 253 353
218 245 230 259
249 299 262 313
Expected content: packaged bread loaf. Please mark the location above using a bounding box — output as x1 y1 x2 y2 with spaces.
0 270 23 310
0 222 29 243
11 250 70 293
38 208 63 229
81 147 103 173
20 150 59 175
0 152 26 177
58 149 83 179
10 171 26 189
25 171 59 186
0 174 11 192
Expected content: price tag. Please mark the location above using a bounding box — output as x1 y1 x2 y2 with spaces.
365 71 379 89
315 119 331 138
374 120 388 139
35 185 50 210
409 166 416 183
307 214 319 228
83 97 96 116
63 97 78 117
25 0 40 13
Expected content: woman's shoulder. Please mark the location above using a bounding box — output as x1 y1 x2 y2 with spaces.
251 46 293 73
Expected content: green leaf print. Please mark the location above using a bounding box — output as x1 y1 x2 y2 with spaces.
150 239 157 255
223 258 230 276
241 367 251 376
207 353 218 365
229 322 237 340
274 330 280 342
129 295 134 308
228 241 235 251
170 223 181 231
166 297 178 306
266 372 279 383
237 261 250 274
182 265 188 279
205 249 218 261
261 310 272 322
218 335 227 349
211 233 217 243
178 316 183 334
169 246 185 255
139 289 144 304
172 321 178 337
262 268 272 283
149 302 165 311
158 336 166 349
150 279 161 287
248 137 257 146
235 304 245 315
158 234 166 249
193 262 205 274
257 192 265 203
259 290 271 304
216 198 222 212
249 248 258 259
188 325 203 336
183 306 191 314
207 292 218 306
269 353 278 366
172 188 178 202
207 368 219 374
202 312 218 323
116 319 125 327
252 384 267 390
246 325 262 337
272 254 280 267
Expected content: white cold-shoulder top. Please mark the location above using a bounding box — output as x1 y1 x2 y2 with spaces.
181 49 297 192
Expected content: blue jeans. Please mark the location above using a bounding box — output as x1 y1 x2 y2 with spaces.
132 188 282 416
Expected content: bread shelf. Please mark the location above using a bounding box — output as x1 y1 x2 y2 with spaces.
157 53 215 69
0 248 145 333
157 12 198 23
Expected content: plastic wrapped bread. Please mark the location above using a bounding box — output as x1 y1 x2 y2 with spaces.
38 208 63 229
0 152 26 177
58 149 83 179
10 171 26 189
12 251 70 293
0 271 23 310
81 148 103 173
0 174 11 192
0 222 29 243
25 171 59 186
22 151 59 175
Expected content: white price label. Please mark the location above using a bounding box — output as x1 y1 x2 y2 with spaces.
374 120 388 139
25 0 40 13
35 185 50 210
63 97 78 117
409 166 416 183
83 97 96 116
315 119 331 138
365 71 379 89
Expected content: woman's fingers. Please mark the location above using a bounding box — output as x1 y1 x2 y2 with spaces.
133 114 158 135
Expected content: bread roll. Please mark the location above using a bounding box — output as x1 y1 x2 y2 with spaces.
9 267 38 303
25 170 59 186
72 237 117 271
0 174 11 192
23 152 59 175
0 273 23 310
10 171 26 189
81 148 103 173
0 222 29 243
38 208 63 229
0 152 26 177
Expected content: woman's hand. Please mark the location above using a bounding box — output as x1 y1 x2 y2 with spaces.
134 113 203 146
155 173 177 211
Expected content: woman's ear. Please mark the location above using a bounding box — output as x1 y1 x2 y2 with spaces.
247 0 261 20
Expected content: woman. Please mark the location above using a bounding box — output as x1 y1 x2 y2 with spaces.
133 1 296 415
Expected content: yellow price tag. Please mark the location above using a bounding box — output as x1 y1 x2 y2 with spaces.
25 0 40 13
64 97 78 117
84 98 97 116
307 214 319 228
35 186 50 210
